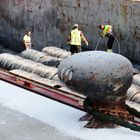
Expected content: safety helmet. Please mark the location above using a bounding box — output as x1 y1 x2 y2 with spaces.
74 24 79 28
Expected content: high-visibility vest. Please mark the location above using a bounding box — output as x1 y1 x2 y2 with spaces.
70 29 81 46
103 25 112 35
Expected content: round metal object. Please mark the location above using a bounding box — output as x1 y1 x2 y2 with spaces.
58 51 133 103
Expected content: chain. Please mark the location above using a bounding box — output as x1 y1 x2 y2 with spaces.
84 98 140 132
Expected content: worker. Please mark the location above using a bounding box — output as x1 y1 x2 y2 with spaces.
23 30 32 50
99 25 115 52
68 24 88 55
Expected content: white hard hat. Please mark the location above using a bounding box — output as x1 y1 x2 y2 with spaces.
74 24 79 28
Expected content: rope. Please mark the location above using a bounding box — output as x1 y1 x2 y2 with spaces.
84 98 140 132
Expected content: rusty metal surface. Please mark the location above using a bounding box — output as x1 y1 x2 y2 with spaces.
58 51 133 103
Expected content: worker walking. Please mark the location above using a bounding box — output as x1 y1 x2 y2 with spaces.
68 24 88 55
23 30 32 50
99 25 115 52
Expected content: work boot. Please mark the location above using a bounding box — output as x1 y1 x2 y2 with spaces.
107 49 113 52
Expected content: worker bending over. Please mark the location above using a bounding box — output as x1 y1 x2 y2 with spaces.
99 25 115 52
23 30 32 50
68 24 88 55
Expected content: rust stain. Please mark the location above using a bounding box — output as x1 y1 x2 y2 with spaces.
111 3 115 12
121 4 128 22
38 4 41 9
96 0 101 5
76 0 81 7
134 27 140 38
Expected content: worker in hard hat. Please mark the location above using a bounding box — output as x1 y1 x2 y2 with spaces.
23 30 32 50
68 24 88 55
99 25 115 52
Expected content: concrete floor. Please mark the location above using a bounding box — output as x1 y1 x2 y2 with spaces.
0 103 81 140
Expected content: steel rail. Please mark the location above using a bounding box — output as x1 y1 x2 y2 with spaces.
0 68 85 111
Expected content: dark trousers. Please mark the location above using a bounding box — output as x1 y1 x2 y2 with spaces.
70 45 81 55
107 34 115 49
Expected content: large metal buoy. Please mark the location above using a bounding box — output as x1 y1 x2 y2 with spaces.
58 51 133 105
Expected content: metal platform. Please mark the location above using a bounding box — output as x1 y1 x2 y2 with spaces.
0 68 85 110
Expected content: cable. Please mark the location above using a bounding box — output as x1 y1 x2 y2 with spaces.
94 37 102 51
111 33 121 54
94 34 121 54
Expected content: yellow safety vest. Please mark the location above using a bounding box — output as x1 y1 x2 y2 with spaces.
70 29 81 46
103 25 112 36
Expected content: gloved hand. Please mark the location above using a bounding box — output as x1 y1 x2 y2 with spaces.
106 32 112 37
100 33 105 37
85 41 88 46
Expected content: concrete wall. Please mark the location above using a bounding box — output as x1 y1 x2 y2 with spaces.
0 0 140 62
